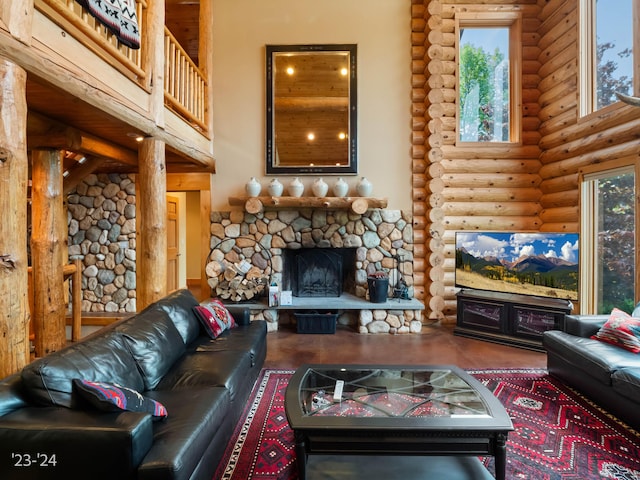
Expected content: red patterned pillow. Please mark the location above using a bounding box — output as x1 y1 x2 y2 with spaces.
73 379 168 419
591 308 640 353
193 298 236 339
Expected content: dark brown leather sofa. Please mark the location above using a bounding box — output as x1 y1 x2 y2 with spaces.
0 289 266 480
543 313 640 429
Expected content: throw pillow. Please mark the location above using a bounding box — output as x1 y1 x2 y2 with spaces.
193 298 237 339
591 308 640 353
73 379 168 420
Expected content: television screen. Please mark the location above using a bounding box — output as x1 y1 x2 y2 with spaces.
455 232 579 301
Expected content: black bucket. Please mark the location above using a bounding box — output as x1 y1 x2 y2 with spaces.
367 277 389 303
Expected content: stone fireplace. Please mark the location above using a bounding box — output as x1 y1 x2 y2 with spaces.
208 208 422 333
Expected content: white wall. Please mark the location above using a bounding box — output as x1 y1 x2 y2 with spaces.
211 0 412 211
185 191 202 280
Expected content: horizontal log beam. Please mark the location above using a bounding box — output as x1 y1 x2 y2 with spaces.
228 196 388 214
28 112 137 164
0 29 215 169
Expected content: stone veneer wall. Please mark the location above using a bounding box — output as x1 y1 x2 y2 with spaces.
209 209 422 333
67 174 137 313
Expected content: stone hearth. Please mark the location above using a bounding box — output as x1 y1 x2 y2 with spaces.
208 208 423 333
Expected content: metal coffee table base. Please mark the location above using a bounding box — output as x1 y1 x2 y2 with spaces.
294 429 508 480
305 454 496 480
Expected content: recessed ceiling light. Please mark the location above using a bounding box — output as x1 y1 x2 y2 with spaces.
126 132 145 142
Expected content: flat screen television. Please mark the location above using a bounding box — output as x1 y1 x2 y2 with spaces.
455 232 579 301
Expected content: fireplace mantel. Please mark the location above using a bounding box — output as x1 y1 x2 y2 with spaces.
228 195 388 214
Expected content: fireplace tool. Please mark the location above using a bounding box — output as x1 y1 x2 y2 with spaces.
393 254 410 300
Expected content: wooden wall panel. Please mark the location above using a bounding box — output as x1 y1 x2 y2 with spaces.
536 0 640 235
415 0 639 324
417 0 542 324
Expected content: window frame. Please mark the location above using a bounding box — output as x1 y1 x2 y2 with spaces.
455 12 522 146
579 158 640 314
579 0 639 116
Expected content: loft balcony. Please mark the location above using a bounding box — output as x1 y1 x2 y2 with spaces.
4 0 213 172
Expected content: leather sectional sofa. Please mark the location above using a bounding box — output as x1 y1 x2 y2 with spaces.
0 289 267 480
543 313 640 429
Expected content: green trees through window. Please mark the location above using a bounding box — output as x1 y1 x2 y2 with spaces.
582 168 636 314
596 173 635 313
459 27 510 142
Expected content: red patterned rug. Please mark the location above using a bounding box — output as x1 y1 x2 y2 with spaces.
214 369 640 479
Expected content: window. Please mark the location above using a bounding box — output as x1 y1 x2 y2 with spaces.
580 0 636 114
456 13 521 143
580 164 636 314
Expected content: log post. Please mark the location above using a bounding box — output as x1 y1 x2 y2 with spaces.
137 137 167 310
31 149 67 357
0 58 30 376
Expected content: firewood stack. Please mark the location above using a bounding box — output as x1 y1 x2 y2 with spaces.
205 237 271 302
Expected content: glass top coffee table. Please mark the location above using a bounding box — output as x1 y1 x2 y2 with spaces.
285 364 513 480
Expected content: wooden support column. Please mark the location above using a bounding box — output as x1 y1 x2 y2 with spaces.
31 149 67 357
137 138 167 309
200 188 211 299
0 58 30 376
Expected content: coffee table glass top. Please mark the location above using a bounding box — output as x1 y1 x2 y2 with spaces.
293 365 495 419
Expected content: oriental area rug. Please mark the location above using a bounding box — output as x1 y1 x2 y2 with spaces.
214 369 640 480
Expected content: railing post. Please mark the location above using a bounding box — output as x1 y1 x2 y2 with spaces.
71 258 82 341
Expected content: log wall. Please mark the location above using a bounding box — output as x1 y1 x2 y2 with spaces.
537 0 640 234
415 0 640 325
415 0 543 324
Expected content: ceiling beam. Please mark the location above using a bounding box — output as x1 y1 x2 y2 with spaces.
27 112 138 165
63 155 106 195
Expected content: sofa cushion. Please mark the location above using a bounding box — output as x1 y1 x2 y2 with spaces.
591 308 640 353
152 289 202 345
116 308 186 390
21 330 145 408
136 386 232 480
73 379 168 419
564 314 608 337
193 299 236 339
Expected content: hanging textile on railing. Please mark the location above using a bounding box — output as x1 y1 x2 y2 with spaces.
76 0 141 49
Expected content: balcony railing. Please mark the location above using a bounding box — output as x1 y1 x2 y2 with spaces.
34 0 207 131
164 28 207 131
37 0 144 79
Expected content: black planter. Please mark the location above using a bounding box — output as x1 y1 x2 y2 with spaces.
367 277 389 303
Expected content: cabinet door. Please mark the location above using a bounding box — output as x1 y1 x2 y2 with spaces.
458 300 504 332
511 306 560 339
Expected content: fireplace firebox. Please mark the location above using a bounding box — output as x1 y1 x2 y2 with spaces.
283 248 356 297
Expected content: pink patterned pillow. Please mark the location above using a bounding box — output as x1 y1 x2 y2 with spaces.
193 299 236 339
591 308 640 353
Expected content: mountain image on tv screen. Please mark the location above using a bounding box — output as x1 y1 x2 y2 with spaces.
455 232 579 301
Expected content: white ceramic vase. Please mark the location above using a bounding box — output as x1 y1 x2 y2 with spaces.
332 177 349 197
267 178 284 197
245 177 261 197
311 177 329 197
288 177 305 197
356 176 373 196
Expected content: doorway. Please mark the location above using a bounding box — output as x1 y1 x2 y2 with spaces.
166 194 180 292
167 173 211 301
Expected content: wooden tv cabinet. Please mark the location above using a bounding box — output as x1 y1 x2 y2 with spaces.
454 289 573 352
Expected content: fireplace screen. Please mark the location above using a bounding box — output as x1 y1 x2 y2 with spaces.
285 249 354 297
